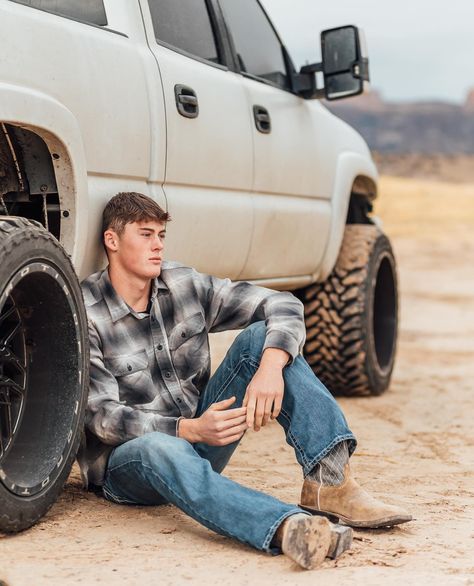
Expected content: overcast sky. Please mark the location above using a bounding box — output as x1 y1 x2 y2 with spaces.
260 0 474 104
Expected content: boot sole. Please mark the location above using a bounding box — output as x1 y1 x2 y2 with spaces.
282 516 353 569
299 504 413 529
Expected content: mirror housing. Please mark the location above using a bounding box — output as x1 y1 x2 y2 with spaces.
294 25 370 100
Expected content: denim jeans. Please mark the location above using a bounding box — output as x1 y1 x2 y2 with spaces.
103 321 356 553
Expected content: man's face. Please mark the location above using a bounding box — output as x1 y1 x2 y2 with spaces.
106 220 166 280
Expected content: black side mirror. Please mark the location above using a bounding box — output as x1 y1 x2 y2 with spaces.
294 25 370 101
322 26 369 100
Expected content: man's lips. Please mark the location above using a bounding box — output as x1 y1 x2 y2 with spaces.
149 258 162 262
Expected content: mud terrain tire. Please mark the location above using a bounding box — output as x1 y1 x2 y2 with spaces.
298 225 398 396
0 217 88 533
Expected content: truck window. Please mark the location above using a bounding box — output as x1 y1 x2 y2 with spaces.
148 0 220 64
10 0 107 26
219 0 289 89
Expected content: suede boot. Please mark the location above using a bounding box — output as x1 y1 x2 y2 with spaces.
273 513 353 569
300 464 412 528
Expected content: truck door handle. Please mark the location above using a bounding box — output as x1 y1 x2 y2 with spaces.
175 85 199 118
253 105 271 134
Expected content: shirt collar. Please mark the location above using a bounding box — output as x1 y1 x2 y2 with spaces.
98 268 169 323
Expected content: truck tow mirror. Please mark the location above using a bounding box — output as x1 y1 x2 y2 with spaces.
322 25 369 100
295 25 370 101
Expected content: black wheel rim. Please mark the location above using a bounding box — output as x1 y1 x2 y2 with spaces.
0 261 84 497
372 252 397 373
0 297 27 461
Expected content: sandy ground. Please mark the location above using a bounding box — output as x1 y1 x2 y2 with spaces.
1 176 474 585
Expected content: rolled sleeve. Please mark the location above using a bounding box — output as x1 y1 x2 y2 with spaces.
262 328 302 366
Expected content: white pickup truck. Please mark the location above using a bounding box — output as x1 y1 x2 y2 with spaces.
0 0 398 533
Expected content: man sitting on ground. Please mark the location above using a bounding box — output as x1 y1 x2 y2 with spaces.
78 192 411 570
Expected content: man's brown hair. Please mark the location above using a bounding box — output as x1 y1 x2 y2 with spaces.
102 192 171 242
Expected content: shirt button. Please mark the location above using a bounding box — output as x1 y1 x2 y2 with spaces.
177 398 182 404
165 371 171 378
157 344 163 351
127 364 132 371
181 332 186 338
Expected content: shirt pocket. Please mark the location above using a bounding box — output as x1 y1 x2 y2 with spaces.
168 312 206 352
105 349 149 377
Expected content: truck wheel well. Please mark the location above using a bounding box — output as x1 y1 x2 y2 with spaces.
346 175 377 225
0 123 61 239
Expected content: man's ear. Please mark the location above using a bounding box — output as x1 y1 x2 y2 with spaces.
104 229 119 253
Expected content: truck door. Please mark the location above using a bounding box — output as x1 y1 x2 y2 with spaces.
219 0 332 281
139 0 254 279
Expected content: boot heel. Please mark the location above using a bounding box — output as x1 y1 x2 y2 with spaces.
327 524 353 560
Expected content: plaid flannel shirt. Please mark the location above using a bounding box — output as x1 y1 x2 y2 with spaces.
77 261 306 487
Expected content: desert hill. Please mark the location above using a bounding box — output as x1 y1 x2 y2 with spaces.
327 90 474 154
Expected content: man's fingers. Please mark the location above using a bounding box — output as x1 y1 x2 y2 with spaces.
271 393 283 420
219 431 245 446
220 421 248 438
219 406 247 420
211 396 236 411
246 396 256 428
261 398 273 427
254 396 266 431
218 414 248 431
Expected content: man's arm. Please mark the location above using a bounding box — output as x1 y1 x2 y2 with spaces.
198 272 306 365
194 271 306 431
86 321 180 445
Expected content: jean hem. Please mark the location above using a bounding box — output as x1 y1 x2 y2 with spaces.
303 434 357 477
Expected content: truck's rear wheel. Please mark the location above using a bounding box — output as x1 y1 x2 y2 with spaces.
0 217 88 532
297 225 398 396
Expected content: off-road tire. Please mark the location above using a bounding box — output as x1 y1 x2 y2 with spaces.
297 225 398 396
0 217 88 533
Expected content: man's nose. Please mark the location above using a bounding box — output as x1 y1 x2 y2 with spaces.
152 236 164 250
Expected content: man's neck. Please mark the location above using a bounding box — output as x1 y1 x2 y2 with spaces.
107 265 152 313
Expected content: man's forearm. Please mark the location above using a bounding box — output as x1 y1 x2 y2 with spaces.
259 347 291 370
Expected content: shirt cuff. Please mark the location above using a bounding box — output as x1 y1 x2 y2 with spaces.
262 329 301 366
148 415 180 437
176 416 185 438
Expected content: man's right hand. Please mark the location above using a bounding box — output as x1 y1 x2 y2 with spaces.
178 396 248 446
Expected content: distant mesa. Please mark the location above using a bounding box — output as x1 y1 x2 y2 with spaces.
464 88 474 112
335 89 386 112
326 88 474 154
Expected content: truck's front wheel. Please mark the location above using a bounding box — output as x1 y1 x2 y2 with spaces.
297 225 398 396
0 217 88 532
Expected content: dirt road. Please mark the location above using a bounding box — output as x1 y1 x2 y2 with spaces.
1 176 473 585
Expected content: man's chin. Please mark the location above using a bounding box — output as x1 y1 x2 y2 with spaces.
149 267 162 279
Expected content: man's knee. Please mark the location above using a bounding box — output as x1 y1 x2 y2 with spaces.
235 321 266 359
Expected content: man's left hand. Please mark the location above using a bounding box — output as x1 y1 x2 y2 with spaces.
243 348 289 431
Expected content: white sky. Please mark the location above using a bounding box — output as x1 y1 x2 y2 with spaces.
260 0 474 104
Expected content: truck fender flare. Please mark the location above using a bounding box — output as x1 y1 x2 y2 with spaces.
0 82 88 270
316 151 378 281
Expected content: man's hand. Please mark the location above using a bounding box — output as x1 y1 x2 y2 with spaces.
178 396 248 446
243 348 289 431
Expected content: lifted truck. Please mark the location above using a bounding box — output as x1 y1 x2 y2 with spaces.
0 0 397 532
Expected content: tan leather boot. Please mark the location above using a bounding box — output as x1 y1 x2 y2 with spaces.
300 464 412 528
273 513 353 569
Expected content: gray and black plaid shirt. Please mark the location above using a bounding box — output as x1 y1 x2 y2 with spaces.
77 261 306 487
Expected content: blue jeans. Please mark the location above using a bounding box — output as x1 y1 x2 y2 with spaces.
103 321 356 553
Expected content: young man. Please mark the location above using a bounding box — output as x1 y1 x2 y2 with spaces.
78 192 411 570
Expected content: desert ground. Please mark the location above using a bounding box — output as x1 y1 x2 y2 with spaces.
1 173 474 585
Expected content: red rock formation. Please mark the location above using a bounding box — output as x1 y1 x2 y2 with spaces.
463 88 474 112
